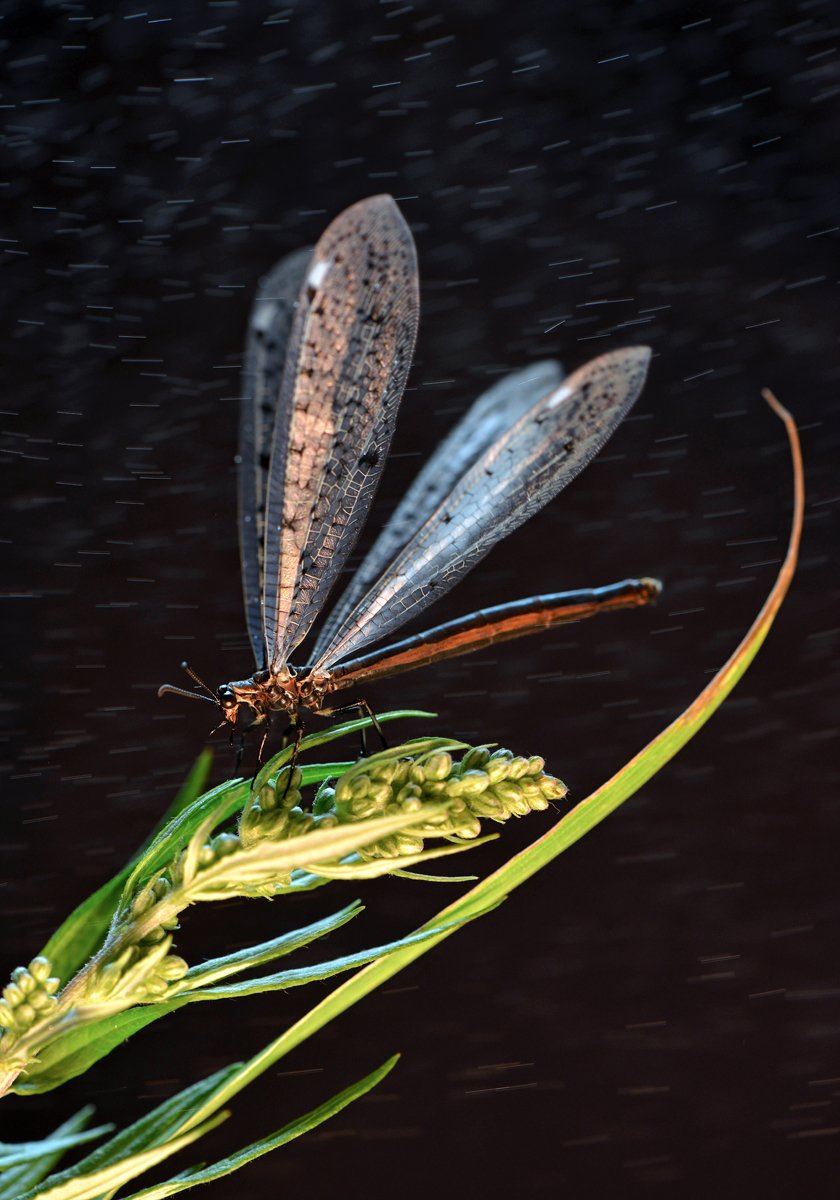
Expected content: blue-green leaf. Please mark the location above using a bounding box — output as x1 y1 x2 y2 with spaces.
118 1057 399 1200
179 902 362 991
0 1109 108 1200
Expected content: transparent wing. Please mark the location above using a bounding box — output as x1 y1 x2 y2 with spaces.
311 346 651 671
239 246 313 667
310 359 564 663
262 194 419 670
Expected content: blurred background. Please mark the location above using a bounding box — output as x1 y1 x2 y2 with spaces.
1 1 838 1196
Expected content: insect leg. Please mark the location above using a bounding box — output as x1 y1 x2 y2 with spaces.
282 718 304 796
256 718 273 771
233 732 246 777
319 699 388 756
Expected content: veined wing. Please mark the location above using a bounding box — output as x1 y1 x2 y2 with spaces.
239 247 313 667
311 346 651 671
310 359 563 662
262 195 419 670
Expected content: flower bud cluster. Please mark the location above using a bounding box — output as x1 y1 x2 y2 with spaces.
238 766 338 848
85 936 189 1006
313 745 567 861
0 957 60 1053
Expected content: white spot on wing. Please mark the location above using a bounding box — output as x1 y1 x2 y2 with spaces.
307 259 331 292
545 383 572 410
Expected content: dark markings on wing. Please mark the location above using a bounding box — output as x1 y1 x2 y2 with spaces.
312 346 651 670
239 247 313 667
311 359 564 663
261 195 419 670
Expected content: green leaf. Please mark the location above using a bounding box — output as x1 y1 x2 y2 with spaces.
300 834 496 880
178 901 363 991
20 1113 228 1200
0 1123 112 1171
119 778 248 909
181 910 497 1001
38 754 213 986
0 1109 108 1200
118 1056 399 1200
27 1066 242 1189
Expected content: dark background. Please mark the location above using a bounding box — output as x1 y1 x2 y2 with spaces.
2 1 838 1196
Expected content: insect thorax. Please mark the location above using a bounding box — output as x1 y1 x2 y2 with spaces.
221 666 334 721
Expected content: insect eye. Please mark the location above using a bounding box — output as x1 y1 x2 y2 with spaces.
217 686 237 710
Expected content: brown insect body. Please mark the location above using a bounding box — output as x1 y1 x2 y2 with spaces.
216 667 335 732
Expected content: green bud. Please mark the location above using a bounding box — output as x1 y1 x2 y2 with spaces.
158 955 189 981
396 833 424 855
141 926 169 945
15 1002 36 1028
3 983 24 1008
286 810 315 837
29 990 56 1012
451 817 482 839
210 832 240 858
260 809 291 838
539 775 568 801
282 788 302 810
313 813 339 830
370 760 400 785
28 957 51 984
526 755 546 776
448 770 490 797
491 780 527 807
130 881 157 917
0 1001 16 1028
0 1029 18 1052
12 967 36 994
467 793 505 818
517 779 544 802
395 782 423 806
259 782 278 812
346 794 381 819
421 752 453 781
153 876 171 902
505 757 531 780
312 782 336 815
485 758 512 784
460 745 491 771
90 961 121 998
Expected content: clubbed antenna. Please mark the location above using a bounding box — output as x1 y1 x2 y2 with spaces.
158 661 217 704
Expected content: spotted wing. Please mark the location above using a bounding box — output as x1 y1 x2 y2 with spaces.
311 346 651 671
239 247 313 667
310 359 564 663
262 195 419 671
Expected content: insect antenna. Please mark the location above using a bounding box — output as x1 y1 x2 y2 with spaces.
179 660 217 699
157 662 217 705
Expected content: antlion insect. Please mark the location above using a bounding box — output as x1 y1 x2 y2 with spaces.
159 195 661 766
